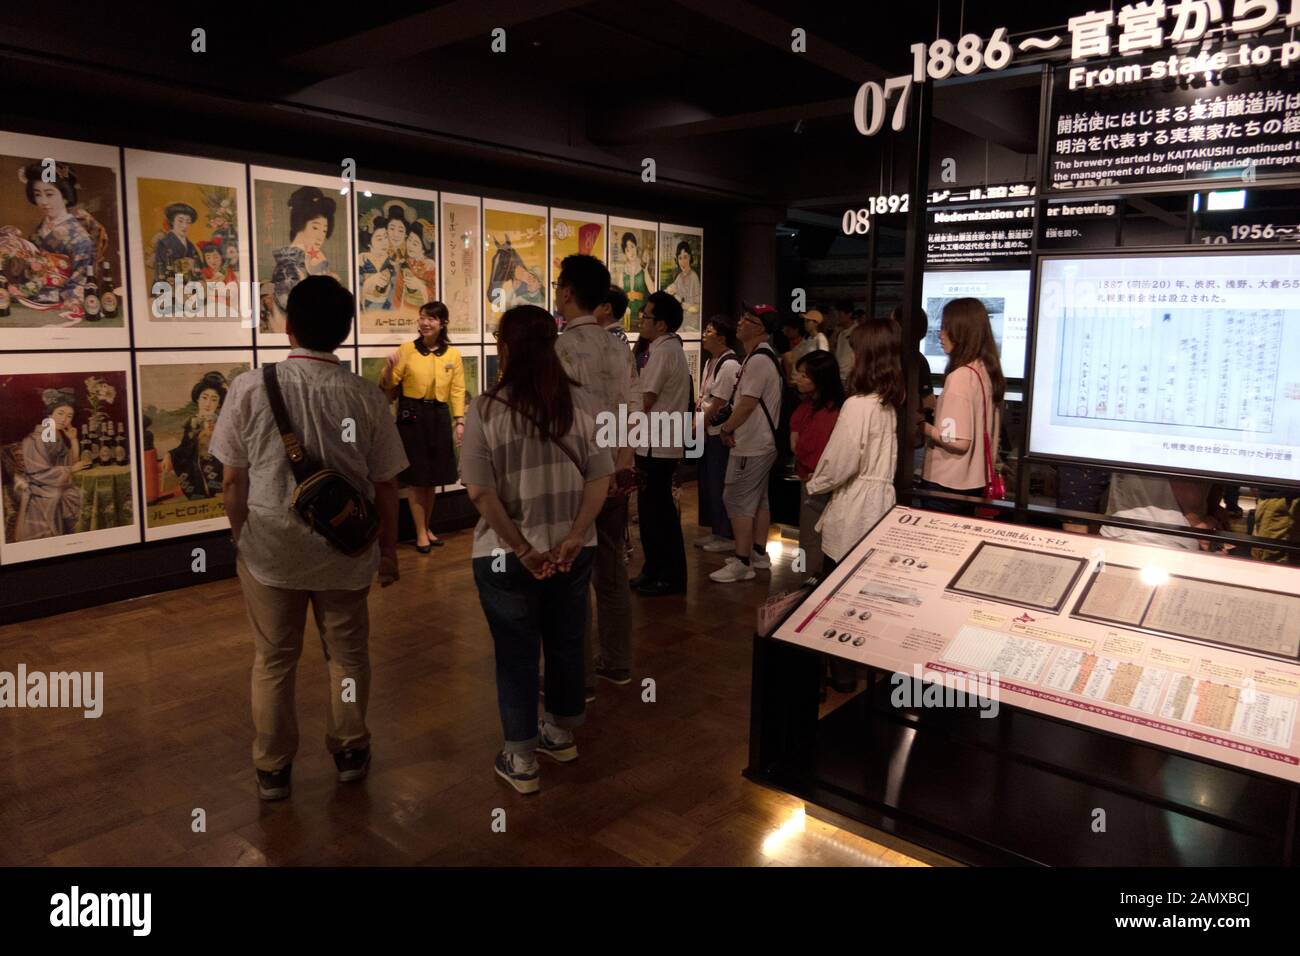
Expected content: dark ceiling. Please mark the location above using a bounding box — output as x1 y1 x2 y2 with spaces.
1 0 1100 211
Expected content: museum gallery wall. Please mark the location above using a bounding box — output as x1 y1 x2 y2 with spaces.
0 128 704 567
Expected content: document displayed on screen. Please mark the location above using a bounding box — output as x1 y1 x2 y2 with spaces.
1031 253 1300 484
922 270 1030 378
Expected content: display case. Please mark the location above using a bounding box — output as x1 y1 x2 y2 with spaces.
747 506 1300 865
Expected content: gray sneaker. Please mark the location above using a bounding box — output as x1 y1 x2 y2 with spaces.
495 751 540 794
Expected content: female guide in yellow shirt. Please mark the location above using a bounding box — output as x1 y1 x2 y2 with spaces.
382 301 466 551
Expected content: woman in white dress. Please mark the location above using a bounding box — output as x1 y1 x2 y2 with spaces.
805 317 905 576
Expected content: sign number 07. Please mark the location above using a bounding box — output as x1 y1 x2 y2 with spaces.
853 75 913 137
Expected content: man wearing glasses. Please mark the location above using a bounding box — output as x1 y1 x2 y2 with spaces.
711 303 783 583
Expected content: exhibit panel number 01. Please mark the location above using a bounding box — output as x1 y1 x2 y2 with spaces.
854 29 1014 136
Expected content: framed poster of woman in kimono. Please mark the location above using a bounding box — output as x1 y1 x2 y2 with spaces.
483 199 547 335
355 182 438 344
250 166 355 348
608 217 657 334
550 209 606 304
0 131 130 350
135 352 252 541
125 149 250 348
0 351 140 565
659 223 703 337
440 193 481 345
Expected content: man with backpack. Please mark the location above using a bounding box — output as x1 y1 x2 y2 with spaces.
712 303 785 583
212 276 407 801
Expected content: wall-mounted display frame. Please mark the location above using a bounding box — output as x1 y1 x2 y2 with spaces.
440 193 482 345
136 350 253 541
250 165 354 348
125 149 251 348
550 208 607 306
0 350 140 564
355 181 439 344
0 131 130 350
483 199 548 335
608 216 657 334
658 222 703 336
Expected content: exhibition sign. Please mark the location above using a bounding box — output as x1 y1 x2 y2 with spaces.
925 202 1035 265
1029 251 1300 484
855 3 1300 138
1049 66 1300 190
775 506 1300 783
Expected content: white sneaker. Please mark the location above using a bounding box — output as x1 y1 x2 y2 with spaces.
752 551 772 570
702 537 737 553
710 557 756 583
693 533 721 548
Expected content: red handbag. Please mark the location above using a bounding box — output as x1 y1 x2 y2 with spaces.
972 368 1005 502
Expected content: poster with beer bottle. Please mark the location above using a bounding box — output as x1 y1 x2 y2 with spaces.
0 130 129 350
135 352 252 541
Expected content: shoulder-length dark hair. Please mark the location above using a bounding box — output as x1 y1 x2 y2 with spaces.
485 304 577 439
851 318 905 408
796 350 845 411
940 297 1005 403
418 301 452 354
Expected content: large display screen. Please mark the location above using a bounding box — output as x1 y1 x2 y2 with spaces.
1030 253 1300 484
921 269 1030 378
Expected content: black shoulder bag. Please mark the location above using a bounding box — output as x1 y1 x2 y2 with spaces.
264 364 380 556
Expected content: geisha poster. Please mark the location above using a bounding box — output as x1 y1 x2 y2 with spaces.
125 149 251 348
355 182 438 344
550 209 606 303
136 352 252 541
0 131 130 350
608 217 657 333
441 193 481 343
0 351 140 565
251 166 355 348
483 200 547 335
659 223 703 337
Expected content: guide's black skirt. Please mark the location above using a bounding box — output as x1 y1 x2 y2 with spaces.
396 395 458 487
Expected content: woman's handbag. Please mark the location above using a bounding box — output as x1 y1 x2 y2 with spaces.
972 369 1005 501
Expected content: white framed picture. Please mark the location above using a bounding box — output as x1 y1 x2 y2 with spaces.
608 216 658 335
0 350 141 564
659 222 703 337
483 199 548 333
0 131 131 349
441 193 482 346
135 350 254 541
124 149 252 347
355 181 439 345
249 165 355 348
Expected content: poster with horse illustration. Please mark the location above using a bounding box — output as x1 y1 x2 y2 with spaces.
482 199 547 335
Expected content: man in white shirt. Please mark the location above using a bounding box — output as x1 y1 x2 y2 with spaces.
832 301 859 388
631 291 691 596
211 276 407 801
712 305 784 583
555 255 639 686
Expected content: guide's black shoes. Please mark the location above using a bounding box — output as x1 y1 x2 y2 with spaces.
256 765 292 801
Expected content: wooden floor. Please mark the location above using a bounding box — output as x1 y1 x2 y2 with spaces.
0 485 944 867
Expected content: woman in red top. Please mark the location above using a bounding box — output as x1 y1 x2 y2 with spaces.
790 349 844 575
